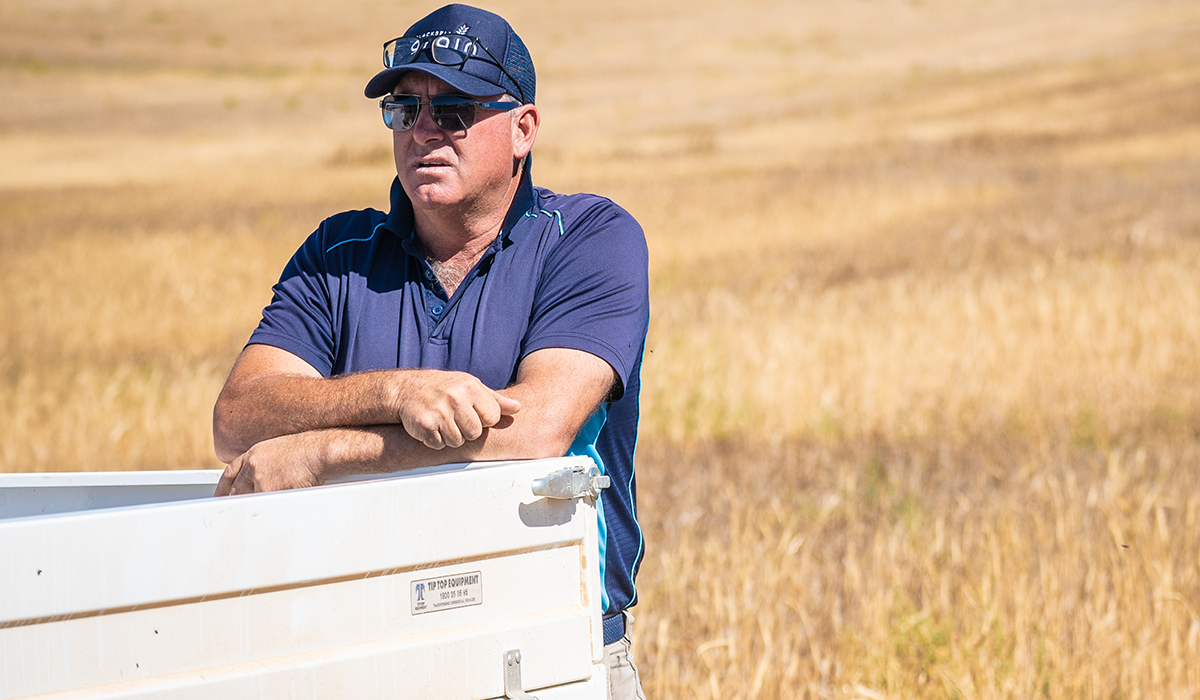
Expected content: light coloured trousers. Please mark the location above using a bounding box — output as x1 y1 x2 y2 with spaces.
603 613 647 700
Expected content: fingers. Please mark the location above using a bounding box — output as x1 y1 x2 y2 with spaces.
397 372 517 449
472 394 503 432
214 435 323 496
215 455 258 496
471 391 520 432
230 463 258 495
457 403 486 443
430 423 456 449
402 412 454 449
215 462 239 497
495 393 522 416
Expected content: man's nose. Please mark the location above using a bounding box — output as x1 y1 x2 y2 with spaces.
411 104 446 144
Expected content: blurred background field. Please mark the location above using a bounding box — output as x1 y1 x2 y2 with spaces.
2 0 1198 697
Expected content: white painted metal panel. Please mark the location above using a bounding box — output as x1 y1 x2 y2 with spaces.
0 457 606 699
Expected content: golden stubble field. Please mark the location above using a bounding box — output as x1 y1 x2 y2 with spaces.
2 0 1199 697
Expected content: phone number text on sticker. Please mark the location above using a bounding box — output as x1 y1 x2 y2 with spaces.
411 571 483 615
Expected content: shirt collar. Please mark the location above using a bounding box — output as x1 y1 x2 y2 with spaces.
384 177 414 238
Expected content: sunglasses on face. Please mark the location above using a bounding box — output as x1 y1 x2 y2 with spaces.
380 94 520 132
382 32 528 104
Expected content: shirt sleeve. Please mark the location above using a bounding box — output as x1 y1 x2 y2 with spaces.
247 220 339 377
521 198 650 399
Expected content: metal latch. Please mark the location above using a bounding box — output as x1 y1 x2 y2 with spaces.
530 465 610 500
504 649 537 700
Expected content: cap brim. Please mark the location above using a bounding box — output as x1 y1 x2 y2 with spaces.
364 64 507 99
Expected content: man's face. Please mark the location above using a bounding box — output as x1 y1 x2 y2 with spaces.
391 72 520 215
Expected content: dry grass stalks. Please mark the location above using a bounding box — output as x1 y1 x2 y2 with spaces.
636 439 1200 699
643 251 1200 448
2 0 1198 696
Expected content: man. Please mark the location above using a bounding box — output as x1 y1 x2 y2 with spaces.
211 4 649 698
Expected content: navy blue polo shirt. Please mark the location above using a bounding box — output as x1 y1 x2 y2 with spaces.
248 169 650 616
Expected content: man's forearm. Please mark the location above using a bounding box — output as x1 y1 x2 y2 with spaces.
217 407 576 496
213 370 399 463
324 371 586 477
322 417 570 479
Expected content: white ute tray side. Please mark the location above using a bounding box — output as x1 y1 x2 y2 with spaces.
0 457 606 699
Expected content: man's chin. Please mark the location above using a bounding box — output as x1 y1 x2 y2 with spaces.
403 180 462 209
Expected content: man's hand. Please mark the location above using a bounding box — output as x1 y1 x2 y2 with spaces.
392 369 521 449
215 432 327 496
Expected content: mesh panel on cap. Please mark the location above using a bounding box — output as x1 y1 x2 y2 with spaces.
503 26 536 104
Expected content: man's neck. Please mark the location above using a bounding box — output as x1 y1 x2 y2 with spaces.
412 166 524 296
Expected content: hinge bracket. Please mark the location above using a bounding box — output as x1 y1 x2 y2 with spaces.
504 649 537 700
530 465 611 500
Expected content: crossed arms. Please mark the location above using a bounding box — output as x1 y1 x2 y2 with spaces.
212 343 616 496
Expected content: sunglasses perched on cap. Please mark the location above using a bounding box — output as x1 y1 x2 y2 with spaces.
380 94 520 132
383 32 528 104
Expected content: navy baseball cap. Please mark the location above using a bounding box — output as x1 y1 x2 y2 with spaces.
364 4 536 104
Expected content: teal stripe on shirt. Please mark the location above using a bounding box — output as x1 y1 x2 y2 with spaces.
567 404 610 613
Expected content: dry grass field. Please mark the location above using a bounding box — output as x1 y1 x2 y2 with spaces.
3 0 1199 697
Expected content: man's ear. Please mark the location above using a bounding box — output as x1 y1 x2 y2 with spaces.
512 104 539 160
